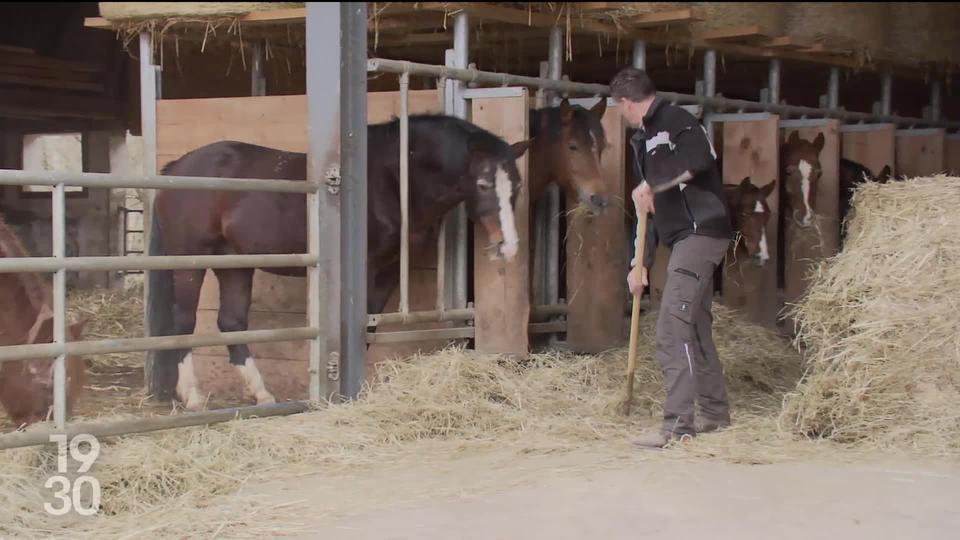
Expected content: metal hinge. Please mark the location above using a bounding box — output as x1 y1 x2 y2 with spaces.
325 165 341 195
326 352 340 381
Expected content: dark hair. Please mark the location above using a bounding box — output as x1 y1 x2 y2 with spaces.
609 67 656 102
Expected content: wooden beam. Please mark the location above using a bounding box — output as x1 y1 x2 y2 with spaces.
0 45 35 55
0 89 122 121
574 3 625 13
764 36 817 51
621 8 702 28
0 74 103 93
0 52 102 74
85 7 307 29
701 25 774 43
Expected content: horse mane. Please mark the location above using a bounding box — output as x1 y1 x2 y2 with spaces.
530 105 607 152
0 213 52 314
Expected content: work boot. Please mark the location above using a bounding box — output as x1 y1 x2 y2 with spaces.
696 417 731 434
630 430 692 449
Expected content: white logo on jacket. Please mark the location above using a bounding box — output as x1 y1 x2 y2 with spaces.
645 131 675 154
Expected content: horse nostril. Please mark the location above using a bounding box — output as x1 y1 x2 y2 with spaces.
589 193 606 208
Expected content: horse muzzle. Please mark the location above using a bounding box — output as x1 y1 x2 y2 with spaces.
578 191 609 217
793 210 814 229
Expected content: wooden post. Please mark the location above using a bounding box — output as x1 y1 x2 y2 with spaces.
719 115 781 328
564 98 627 353
895 128 946 178
780 120 840 333
471 91 531 355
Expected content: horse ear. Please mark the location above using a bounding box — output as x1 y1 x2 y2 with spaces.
879 165 892 182
559 98 574 123
813 132 825 153
508 139 533 160
787 131 800 146
739 177 752 190
760 179 777 198
589 97 607 119
69 317 89 340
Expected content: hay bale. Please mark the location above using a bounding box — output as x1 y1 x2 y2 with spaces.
607 3 788 36
785 3 888 62
0 304 800 537
781 175 960 453
98 2 303 21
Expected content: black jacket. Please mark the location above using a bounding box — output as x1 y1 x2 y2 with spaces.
629 97 733 270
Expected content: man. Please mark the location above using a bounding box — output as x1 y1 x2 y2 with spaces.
609 67 735 448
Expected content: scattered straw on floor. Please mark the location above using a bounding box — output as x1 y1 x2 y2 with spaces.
1 304 804 538
780 175 960 455
67 285 143 368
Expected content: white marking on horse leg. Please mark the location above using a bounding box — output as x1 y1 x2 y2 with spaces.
494 165 519 260
236 357 276 405
798 159 814 226
176 353 205 411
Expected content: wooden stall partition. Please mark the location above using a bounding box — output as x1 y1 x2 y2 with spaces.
946 134 960 176
841 124 895 179
564 98 628 353
157 89 443 402
471 90 532 355
895 128 946 178
719 114 782 329
779 119 840 333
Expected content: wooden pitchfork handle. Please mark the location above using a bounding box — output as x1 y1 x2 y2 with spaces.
621 207 647 416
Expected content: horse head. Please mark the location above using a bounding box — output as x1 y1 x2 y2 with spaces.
465 136 533 261
781 131 825 229
1 307 88 425
539 98 610 216
725 177 776 268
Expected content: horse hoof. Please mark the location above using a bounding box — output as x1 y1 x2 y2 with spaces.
256 393 277 406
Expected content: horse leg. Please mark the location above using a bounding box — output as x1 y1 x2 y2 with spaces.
213 268 276 405
173 269 207 411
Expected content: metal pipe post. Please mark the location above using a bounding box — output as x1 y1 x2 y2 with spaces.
251 40 266 96
828 67 840 110
545 26 563 310
306 2 343 402
399 71 410 314
452 14 469 309
547 27 563 105
632 40 646 70
768 59 781 107
881 72 892 116
532 61 549 307
703 49 717 144
338 2 368 400
52 182 66 429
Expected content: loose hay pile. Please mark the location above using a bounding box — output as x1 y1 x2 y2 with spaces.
0 304 800 538
67 285 144 368
781 175 960 454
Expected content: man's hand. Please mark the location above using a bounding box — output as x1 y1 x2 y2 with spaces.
627 266 648 296
632 182 655 215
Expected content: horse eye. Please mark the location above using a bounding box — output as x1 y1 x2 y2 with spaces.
569 145 578 151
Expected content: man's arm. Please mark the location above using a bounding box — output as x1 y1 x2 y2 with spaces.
648 109 717 189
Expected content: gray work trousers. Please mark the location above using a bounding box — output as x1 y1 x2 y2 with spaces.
655 233 731 436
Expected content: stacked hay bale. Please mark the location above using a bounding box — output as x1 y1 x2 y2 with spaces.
784 3 888 64
781 175 960 453
607 2 787 37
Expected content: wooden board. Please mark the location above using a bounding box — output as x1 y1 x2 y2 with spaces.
720 115 781 328
895 129 946 178
780 120 840 333
841 124 895 180
946 136 960 176
156 89 443 399
564 101 627 353
471 92 531 355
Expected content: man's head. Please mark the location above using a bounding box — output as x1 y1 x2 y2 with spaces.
609 67 657 127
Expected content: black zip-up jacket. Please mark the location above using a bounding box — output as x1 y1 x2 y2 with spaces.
629 97 734 271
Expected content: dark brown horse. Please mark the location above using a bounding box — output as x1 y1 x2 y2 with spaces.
839 158 893 245
528 98 610 213
155 114 531 410
780 131 826 230
723 177 777 267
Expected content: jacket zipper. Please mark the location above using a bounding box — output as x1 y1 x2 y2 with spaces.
680 190 698 232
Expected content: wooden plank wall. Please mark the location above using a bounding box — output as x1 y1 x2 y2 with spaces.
947 135 960 175
471 91 532 355
841 124 896 178
564 99 628 353
895 129 946 178
780 120 840 332
720 115 781 328
156 90 442 403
